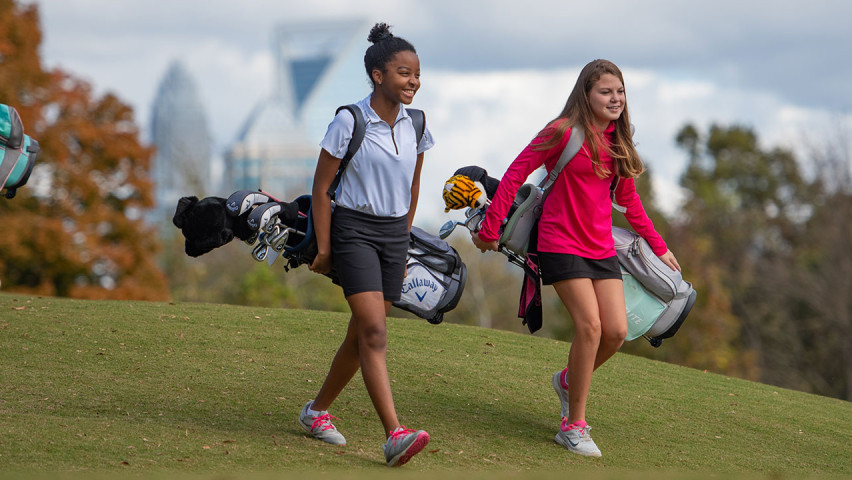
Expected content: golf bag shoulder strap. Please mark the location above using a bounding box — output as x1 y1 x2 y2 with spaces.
326 104 426 199
327 104 366 199
408 108 425 147
537 124 631 212
539 126 585 194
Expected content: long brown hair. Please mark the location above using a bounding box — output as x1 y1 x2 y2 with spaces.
534 59 644 179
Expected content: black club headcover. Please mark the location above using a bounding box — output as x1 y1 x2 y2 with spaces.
173 196 235 257
453 165 500 199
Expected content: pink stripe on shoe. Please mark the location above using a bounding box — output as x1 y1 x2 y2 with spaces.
560 367 570 390
394 431 430 467
561 418 588 432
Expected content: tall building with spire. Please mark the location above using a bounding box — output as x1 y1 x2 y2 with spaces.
226 19 369 198
150 61 212 223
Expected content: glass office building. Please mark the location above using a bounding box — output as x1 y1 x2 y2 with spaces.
150 61 212 223
226 19 369 199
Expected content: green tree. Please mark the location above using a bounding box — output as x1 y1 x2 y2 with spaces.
671 123 817 384
754 130 852 400
0 0 168 300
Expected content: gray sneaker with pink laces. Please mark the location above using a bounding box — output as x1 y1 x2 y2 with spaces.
298 400 346 445
382 426 430 466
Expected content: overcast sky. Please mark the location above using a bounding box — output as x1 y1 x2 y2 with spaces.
25 0 852 226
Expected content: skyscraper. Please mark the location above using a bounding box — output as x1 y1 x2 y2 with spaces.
226 19 369 198
150 61 212 223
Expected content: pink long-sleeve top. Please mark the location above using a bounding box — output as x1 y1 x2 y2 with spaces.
479 122 668 259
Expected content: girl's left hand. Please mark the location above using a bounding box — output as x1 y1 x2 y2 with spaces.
309 252 333 275
658 249 681 272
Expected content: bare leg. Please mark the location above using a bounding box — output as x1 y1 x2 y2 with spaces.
311 315 362 412
592 278 627 369
553 278 600 424
350 291 400 436
553 278 628 424
311 292 398 435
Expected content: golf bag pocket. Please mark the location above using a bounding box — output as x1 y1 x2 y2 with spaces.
395 226 467 324
279 195 317 269
498 183 544 256
622 269 666 341
614 226 697 347
1 104 24 148
1 104 40 199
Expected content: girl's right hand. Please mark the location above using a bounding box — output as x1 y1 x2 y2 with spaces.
309 252 333 275
471 231 498 253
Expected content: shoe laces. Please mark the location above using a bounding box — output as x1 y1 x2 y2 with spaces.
388 426 414 444
311 413 339 432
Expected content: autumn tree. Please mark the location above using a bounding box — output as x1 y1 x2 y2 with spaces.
0 0 168 300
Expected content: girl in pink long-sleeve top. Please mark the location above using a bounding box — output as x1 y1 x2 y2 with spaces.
472 59 680 457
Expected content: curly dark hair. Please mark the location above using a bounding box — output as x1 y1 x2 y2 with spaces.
364 23 417 86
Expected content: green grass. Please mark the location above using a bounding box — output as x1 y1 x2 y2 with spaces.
0 292 850 479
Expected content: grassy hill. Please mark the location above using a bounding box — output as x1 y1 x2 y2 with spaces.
0 292 849 479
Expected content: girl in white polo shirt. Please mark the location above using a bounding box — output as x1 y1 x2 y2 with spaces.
297 22 435 468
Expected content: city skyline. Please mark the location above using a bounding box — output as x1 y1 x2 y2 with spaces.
150 61 212 224
225 19 369 200
29 0 852 226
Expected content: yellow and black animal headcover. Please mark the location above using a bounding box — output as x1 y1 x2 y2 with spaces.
442 174 487 212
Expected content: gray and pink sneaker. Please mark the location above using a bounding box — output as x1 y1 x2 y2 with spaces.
382 426 430 466
298 400 346 445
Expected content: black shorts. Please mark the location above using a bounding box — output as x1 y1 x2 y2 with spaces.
538 252 622 285
331 206 410 301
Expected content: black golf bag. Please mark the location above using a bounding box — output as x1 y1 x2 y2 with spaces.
175 191 467 324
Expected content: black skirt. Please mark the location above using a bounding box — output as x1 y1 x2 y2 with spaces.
330 206 409 300
537 252 621 285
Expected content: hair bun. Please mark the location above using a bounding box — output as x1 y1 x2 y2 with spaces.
368 22 394 44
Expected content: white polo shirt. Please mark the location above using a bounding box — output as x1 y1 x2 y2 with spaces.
319 95 435 217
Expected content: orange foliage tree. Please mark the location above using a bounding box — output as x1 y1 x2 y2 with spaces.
0 0 168 300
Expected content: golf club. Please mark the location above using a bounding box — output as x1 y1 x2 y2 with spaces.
439 206 488 239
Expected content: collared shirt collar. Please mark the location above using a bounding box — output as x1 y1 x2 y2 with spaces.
358 94 410 125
